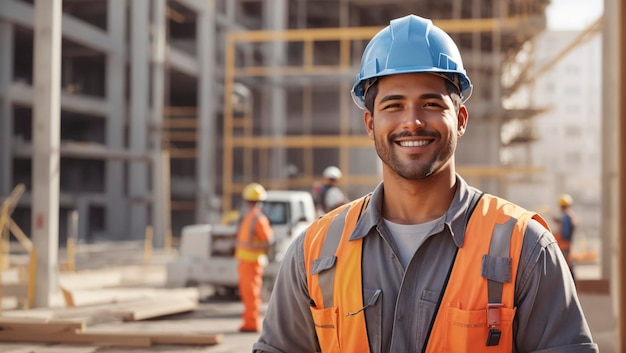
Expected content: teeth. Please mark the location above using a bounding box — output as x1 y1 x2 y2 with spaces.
399 140 429 147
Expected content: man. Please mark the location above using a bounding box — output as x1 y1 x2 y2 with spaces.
254 15 597 352
235 182 274 333
555 193 578 279
315 166 348 215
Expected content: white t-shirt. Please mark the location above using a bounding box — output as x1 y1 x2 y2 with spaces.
324 186 347 211
383 215 445 268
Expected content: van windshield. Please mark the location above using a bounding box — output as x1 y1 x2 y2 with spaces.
262 201 289 225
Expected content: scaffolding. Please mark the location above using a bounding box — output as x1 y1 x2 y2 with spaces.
220 16 547 212
0 0 552 239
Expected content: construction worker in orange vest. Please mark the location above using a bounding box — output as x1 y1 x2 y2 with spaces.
554 193 578 280
254 15 597 352
236 182 274 333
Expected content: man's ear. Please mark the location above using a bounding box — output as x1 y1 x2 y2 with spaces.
457 105 469 137
364 110 375 140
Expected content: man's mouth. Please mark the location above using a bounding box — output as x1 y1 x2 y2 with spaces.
397 140 431 147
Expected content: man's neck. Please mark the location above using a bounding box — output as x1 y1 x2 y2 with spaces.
381 169 457 224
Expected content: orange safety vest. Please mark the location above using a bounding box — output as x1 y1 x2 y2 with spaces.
304 193 549 353
554 233 571 250
235 208 272 262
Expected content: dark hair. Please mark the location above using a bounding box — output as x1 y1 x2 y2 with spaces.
364 76 462 114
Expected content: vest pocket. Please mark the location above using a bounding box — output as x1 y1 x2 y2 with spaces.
443 306 516 353
311 306 340 353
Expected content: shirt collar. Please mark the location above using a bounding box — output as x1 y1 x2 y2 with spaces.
349 175 482 248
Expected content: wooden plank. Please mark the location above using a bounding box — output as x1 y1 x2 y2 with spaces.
84 331 223 346
0 345 70 353
2 346 98 353
61 287 153 307
0 322 222 347
0 290 201 325
61 286 75 307
60 287 200 308
0 331 152 347
145 332 223 346
0 317 84 333
120 297 197 321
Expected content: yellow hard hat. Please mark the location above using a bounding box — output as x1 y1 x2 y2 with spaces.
559 194 573 207
243 182 267 202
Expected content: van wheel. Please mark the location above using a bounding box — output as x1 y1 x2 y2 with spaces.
215 286 239 300
185 280 199 288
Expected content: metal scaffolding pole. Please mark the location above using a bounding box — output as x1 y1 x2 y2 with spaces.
31 0 62 308
264 0 288 186
105 0 127 240
196 0 218 224
129 0 150 240
151 0 170 247
0 21 13 197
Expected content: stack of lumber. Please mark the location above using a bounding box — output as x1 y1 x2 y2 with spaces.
0 258 227 348
3 287 202 325
0 282 226 348
0 316 223 347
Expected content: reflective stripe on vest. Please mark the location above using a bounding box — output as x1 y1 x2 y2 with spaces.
235 210 268 261
305 196 371 353
304 194 550 353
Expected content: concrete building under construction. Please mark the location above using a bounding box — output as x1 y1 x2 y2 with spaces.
0 0 552 243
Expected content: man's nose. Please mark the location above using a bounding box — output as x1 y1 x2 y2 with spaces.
401 107 425 130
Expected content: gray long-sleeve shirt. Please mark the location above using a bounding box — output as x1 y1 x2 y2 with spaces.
253 176 598 353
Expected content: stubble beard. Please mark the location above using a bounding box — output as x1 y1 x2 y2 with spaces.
373 129 456 180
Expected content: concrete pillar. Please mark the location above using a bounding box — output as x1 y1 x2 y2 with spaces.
196 0 218 224
0 21 13 196
31 0 62 308
129 0 150 240
602 0 619 326
151 0 168 247
225 0 236 22
105 0 127 240
263 0 288 184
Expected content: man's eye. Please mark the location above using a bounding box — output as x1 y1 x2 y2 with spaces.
383 103 402 109
424 102 443 108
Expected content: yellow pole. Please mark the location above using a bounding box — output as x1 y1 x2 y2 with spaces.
65 236 75 272
26 247 37 310
0 203 9 271
0 203 8 236
144 226 153 266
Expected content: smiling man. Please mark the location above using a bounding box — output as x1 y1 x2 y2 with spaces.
253 14 598 353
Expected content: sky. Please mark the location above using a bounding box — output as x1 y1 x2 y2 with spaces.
546 0 604 30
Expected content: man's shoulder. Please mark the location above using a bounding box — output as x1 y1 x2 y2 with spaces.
475 193 528 212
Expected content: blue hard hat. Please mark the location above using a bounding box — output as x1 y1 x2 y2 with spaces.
351 15 473 110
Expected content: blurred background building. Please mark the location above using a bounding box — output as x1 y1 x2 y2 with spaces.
0 0 602 247
504 26 603 261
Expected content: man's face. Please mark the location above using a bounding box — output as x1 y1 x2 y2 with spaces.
363 73 468 180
